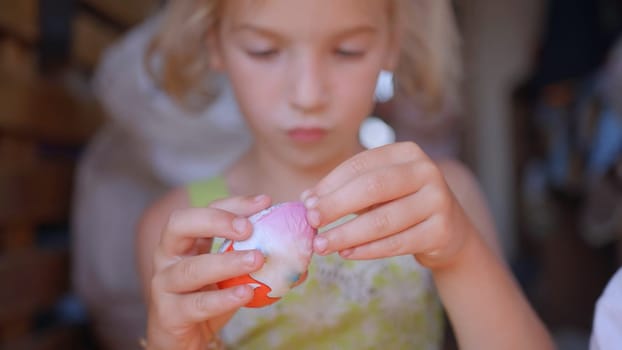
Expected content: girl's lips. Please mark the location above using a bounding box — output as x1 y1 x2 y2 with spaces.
287 128 327 142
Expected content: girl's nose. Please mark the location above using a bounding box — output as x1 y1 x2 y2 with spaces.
289 55 328 114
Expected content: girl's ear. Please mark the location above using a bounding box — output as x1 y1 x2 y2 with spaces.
207 31 225 71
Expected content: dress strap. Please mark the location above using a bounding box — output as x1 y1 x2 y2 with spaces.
187 176 229 207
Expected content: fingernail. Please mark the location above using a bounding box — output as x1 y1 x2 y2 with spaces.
254 194 268 202
304 196 319 209
233 285 250 299
306 210 321 227
314 236 328 253
243 251 256 266
340 249 354 258
300 190 312 202
233 217 248 236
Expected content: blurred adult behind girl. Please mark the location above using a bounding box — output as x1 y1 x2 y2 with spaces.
71 13 251 349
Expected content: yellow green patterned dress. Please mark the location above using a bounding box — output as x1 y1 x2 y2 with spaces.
188 177 444 349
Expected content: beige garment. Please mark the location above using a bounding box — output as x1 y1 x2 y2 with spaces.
71 14 251 350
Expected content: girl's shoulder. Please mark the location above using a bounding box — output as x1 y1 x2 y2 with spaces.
136 185 191 296
141 186 192 228
436 158 479 194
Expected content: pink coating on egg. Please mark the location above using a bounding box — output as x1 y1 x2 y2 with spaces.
218 201 317 306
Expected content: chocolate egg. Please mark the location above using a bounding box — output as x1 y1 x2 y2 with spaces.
217 202 316 307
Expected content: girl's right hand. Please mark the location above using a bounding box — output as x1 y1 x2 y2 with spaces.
146 195 270 350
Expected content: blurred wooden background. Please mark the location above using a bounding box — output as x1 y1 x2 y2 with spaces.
1 1 619 349
0 1 158 348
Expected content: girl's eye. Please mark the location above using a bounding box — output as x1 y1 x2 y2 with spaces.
335 49 365 58
247 49 279 58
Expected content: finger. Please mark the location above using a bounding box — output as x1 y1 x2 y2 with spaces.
306 160 437 227
302 142 424 201
192 195 271 255
338 215 445 260
313 188 436 255
160 194 271 256
210 194 272 216
176 285 254 323
159 250 264 293
161 207 252 256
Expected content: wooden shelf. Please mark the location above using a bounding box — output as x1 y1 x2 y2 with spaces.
1 326 83 350
82 0 159 27
0 248 69 336
0 0 38 43
0 1 156 347
0 153 74 225
72 11 121 70
0 72 103 145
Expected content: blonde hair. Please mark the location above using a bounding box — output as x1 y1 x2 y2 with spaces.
148 0 461 114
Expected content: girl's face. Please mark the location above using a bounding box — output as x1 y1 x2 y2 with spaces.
211 0 398 169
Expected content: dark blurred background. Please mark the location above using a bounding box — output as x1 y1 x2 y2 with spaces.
0 0 621 349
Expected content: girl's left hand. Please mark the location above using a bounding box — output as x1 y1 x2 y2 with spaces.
301 142 475 268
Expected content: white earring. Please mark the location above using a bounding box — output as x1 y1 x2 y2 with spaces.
359 116 396 149
374 70 394 103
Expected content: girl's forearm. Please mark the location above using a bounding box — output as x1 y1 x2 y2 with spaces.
430 228 555 350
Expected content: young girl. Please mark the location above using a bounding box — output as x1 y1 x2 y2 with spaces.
137 0 555 349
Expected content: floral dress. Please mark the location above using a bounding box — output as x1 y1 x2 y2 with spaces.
188 177 444 350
